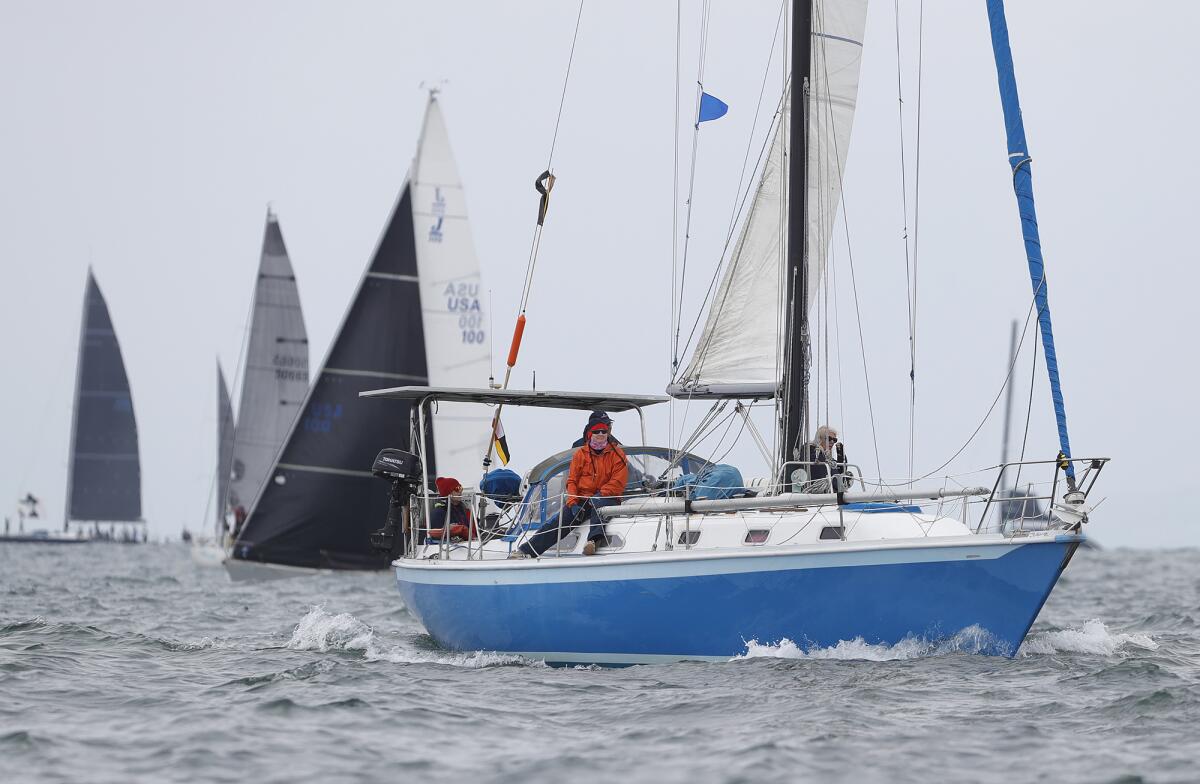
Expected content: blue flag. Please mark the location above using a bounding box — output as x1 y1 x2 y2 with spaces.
697 91 729 124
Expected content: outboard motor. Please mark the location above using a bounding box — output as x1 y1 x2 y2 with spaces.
368 448 422 560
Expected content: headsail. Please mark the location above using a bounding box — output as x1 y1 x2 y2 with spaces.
65 270 142 523
669 1 868 397
232 165 429 571
216 361 235 538
411 95 492 481
226 210 309 514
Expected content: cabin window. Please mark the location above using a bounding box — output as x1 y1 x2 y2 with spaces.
744 529 770 544
819 526 845 540
601 534 625 551
677 530 701 545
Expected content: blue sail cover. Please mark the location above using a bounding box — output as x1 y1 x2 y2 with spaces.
986 0 1074 480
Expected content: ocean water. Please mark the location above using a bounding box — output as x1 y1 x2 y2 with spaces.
2 544 1198 784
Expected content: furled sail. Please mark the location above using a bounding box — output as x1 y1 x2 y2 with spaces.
226 210 309 514
411 95 492 482
670 1 868 396
215 361 235 538
232 171 429 571
65 270 142 522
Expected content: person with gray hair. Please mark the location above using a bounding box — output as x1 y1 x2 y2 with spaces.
797 425 852 493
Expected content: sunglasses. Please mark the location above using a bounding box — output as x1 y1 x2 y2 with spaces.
823 435 838 442
591 429 609 436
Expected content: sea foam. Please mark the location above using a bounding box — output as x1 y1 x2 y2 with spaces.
1018 619 1158 656
286 606 542 669
736 625 1003 662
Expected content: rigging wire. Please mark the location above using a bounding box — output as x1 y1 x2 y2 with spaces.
671 0 713 373
891 0 917 483
909 0 926 484
669 0 682 465
514 0 585 318
675 3 787 378
841 210 884 481
1010 320 1040 507
482 0 584 470
907 280 1045 483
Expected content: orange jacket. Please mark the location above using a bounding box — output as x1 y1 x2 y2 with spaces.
566 442 628 501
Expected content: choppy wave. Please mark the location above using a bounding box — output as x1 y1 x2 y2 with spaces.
286 606 543 669
735 620 1160 662
1019 620 1159 656
736 625 1005 661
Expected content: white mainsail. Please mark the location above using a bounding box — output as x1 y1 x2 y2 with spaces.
410 95 492 483
227 210 309 513
673 1 868 394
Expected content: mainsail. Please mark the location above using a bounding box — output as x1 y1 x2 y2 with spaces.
411 96 492 481
65 270 142 523
226 209 309 514
215 361 235 538
231 94 488 572
670 1 868 396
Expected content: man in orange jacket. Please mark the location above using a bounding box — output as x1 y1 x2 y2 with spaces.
518 411 627 557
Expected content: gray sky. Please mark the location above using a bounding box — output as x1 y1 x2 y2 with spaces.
2 1 1196 548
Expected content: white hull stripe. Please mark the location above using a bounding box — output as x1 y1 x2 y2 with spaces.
395 538 1038 586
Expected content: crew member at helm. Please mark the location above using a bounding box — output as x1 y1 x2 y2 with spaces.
516 410 627 557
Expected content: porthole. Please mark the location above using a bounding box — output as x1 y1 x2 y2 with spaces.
677 530 701 545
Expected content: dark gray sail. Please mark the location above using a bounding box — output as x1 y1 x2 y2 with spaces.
216 361 235 538
230 184 428 570
227 210 309 515
65 270 142 523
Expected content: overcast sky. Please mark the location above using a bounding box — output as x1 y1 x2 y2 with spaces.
2 1 1197 548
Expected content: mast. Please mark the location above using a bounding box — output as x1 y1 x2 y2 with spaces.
781 0 811 465
999 319 1018 470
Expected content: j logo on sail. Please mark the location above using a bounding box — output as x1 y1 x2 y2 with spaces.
429 186 446 243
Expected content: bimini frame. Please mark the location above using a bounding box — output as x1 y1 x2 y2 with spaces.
360 385 669 558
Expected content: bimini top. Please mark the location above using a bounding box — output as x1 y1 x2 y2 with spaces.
360 386 669 412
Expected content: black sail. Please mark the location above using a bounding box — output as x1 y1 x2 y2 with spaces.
231 185 427 570
66 270 142 523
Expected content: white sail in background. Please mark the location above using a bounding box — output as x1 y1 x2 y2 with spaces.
227 210 309 513
673 0 868 393
216 361 235 538
410 95 492 482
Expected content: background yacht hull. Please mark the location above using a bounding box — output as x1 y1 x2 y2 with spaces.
396 536 1080 664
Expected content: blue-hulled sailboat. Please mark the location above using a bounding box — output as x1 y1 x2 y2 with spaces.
360 0 1108 664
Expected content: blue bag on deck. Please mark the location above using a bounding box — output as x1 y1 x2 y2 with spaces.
672 464 748 500
480 469 521 498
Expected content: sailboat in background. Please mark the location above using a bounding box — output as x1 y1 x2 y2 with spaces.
187 363 237 562
225 209 310 523
189 209 308 563
216 361 235 538
65 269 144 542
226 91 491 580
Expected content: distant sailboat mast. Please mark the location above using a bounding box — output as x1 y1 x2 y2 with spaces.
216 361 235 540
